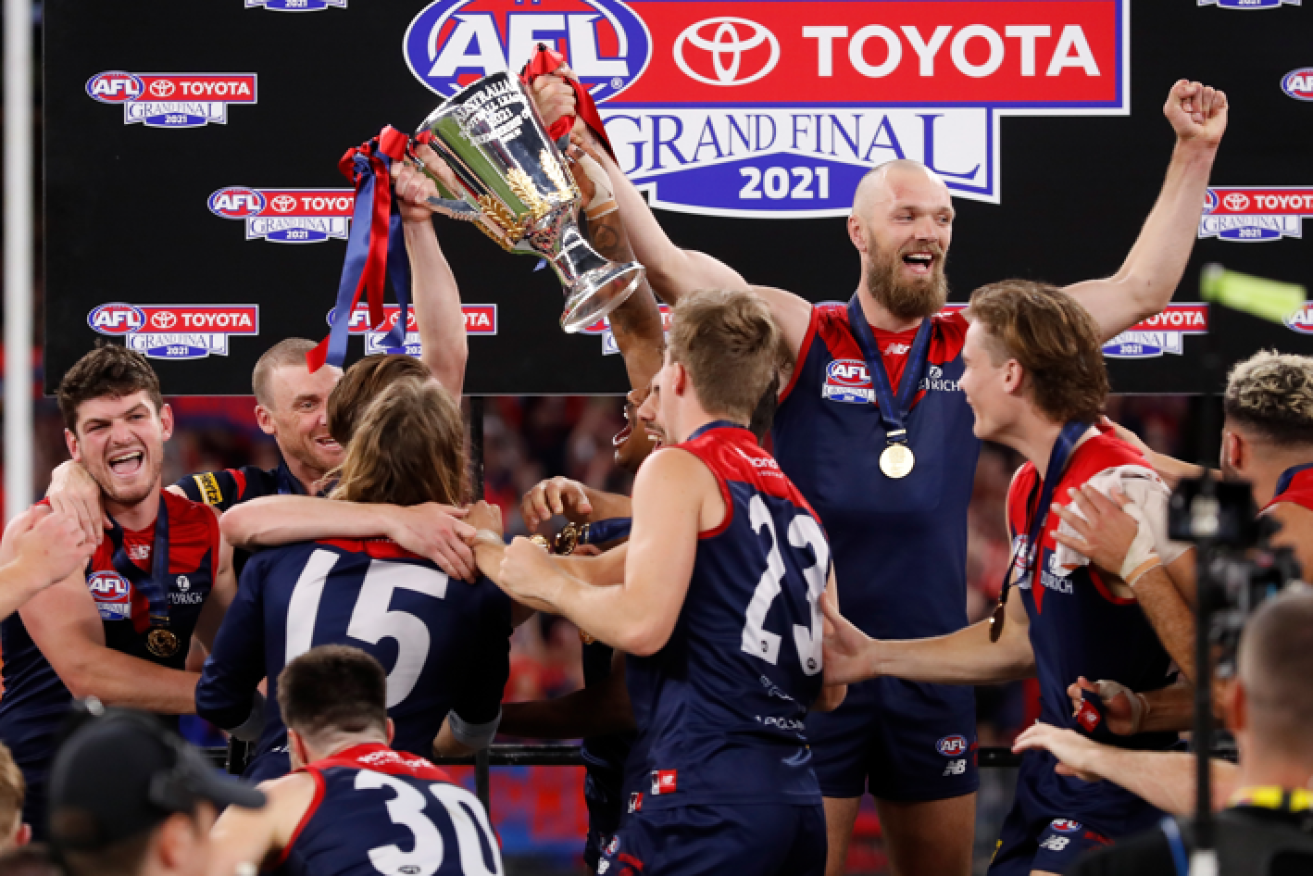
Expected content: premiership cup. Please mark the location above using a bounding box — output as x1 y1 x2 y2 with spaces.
415 72 643 333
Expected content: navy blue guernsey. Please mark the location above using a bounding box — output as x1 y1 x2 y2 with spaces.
1006 433 1179 831
772 305 978 640
625 423 830 809
0 492 219 828
175 458 310 513
196 538 511 780
275 743 502 876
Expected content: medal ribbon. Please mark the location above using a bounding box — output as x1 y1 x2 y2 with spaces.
106 499 171 635
308 126 413 372
584 517 632 545
846 294 933 448
992 420 1088 638
1273 462 1313 499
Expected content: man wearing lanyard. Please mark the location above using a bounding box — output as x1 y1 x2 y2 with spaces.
42 142 475 580
820 281 1191 876
541 75 1229 874
0 346 238 837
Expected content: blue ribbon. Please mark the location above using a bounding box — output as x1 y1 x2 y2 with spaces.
107 500 172 633
846 294 934 446
686 419 748 443
1003 420 1091 599
585 517 632 545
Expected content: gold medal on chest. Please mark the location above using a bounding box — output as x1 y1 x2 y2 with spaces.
879 443 915 479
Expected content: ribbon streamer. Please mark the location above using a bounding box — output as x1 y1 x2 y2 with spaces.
308 126 413 372
520 44 616 159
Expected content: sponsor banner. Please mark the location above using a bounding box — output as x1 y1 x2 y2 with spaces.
1200 187 1313 242
246 0 346 10
579 304 672 355
208 187 354 243
88 303 260 360
403 0 1129 217
1198 0 1300 7
1102 303 1209 359
326 303 498 357
86 72 257 128
1282 68 1313 101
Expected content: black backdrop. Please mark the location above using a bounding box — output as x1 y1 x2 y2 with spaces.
43 0 1313 396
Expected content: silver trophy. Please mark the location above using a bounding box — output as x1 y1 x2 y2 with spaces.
415 72 643 333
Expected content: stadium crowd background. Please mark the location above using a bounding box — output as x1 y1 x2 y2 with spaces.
0 368 1193 875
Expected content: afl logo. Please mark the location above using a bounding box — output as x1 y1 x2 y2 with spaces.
1285 303 1313 335
1282 68 1313 102
826 359 870 386
207 187 267 218
87 571 130 601
936 735 968 757
88 303 146 336
402 0 651 102
674 18 780 87
85 71 144 104
1051 819 1082 834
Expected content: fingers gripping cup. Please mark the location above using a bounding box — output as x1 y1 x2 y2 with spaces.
415 72 643 332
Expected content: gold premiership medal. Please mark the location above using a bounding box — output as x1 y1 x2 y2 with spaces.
554 523 580 556
879 443 915 479
529 534 551 550
146 627 180 659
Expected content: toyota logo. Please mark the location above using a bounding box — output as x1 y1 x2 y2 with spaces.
1223 192 1250 212
271 195 298 213
674 17 780 87
149 80 175 98
152 311 177 329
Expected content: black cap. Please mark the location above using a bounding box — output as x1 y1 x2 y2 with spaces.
47 709 265 851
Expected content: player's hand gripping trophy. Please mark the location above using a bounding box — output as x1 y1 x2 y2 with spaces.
411 70 643 332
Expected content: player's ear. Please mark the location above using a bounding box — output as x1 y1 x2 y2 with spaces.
1002 358 1024 395
158 403 174 441
254 404 276 436
385 718 395 745
847 214 867 254
1223 677 1246 733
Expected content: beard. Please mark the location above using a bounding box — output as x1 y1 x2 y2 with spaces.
865 237 949 320
97 453 163 508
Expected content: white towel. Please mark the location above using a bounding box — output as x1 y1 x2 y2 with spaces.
1053 464 1191 575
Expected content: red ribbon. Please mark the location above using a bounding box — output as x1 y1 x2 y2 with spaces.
520 44 615 159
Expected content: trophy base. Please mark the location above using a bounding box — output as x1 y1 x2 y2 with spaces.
560 261 646 334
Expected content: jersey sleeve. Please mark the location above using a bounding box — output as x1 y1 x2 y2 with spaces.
448 585 513 751
175 469 246 514
195 550 269 730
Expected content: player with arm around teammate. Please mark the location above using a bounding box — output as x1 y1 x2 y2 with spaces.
820 281 1191 876
208 644 504 876
471 290 841 876
0 346 238 837
195 377 511 781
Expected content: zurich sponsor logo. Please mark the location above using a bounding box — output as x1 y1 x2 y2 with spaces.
86 71 144 103
936 735 968 757
1051 819 1082 834
88 303 146 336
208 187 267 218
1285 303 1313 335
674 18 780 87
403 0 650 102
823 359 873 404
1282 68 1313 102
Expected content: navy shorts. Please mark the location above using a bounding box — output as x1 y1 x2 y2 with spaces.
990 813 1113 875
598 802 826 876
805 675 979 801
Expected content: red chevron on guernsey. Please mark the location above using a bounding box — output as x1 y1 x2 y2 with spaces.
86 73 257 128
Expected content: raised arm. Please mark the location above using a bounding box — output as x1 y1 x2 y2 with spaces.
220 495 474 581
1065 80 1227 341
394 143 469 397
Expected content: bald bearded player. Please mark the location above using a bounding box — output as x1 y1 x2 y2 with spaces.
539 77 1229 875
